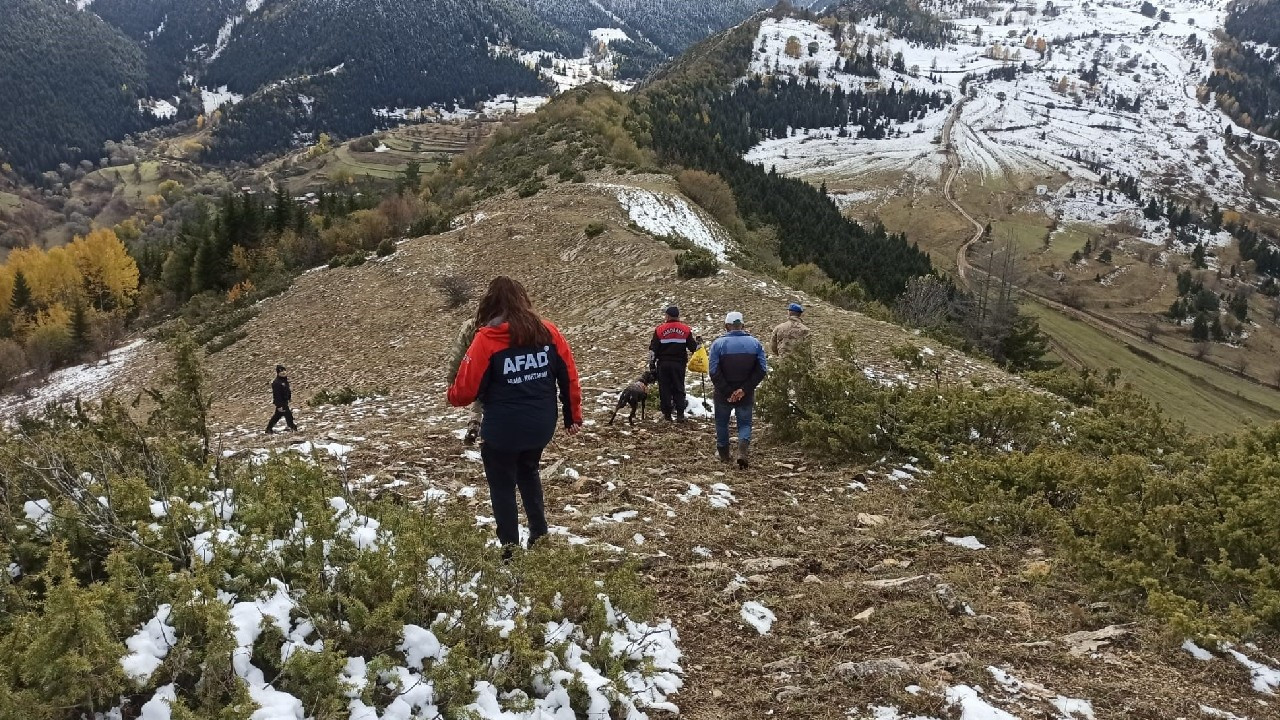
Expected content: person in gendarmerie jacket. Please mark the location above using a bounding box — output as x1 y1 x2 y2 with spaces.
266 365 298 433
648 304 699 423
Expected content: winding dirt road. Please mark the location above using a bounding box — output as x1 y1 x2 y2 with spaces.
937 96 1280 403
940 99 983 287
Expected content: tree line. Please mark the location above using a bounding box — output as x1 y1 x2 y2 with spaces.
638 80 934 301
721 76 950 142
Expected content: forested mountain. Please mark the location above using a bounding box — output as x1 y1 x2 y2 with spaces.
634 16 934 300
0 0 148 177
1212 1 1280 138
90 0 241 94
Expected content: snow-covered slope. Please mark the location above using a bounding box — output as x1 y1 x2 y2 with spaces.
743 0 1278 217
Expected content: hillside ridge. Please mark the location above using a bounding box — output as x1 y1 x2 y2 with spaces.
4 169 1279 720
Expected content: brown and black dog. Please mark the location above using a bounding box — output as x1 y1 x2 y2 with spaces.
609 370 659 425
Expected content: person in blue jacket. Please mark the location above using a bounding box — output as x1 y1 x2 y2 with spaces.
708 311 768 469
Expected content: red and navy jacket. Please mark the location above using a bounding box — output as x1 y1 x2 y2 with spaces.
649 321 698 364
448 320 583 451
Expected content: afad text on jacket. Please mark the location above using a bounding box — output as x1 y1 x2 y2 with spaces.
448 320 583 451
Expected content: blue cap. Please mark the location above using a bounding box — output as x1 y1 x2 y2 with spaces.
788 303 804 313
665 305 679 318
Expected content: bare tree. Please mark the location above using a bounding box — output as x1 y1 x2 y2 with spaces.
894 275 951 329
1143 317 1158 342
434 274 474 309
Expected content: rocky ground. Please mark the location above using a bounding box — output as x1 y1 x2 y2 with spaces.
30 179 1280 718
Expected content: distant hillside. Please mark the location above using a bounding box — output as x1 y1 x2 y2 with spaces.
90 0 242 95
0 0 148 177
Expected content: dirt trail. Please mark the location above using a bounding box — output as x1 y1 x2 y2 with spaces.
941 99 985 287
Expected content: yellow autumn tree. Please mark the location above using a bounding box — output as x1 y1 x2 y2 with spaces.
67 228 140 311
7 246 82 310
785 36 802 58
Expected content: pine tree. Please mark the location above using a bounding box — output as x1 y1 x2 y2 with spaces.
10 270 32 315
1191 313 1210 341
1192 242 1207 268
272 183 291 234
70 301 90 354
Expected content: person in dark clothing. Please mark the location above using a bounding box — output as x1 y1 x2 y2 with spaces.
648 305 699 422
266 365 298 433
448 276 583 556
709 311 767 469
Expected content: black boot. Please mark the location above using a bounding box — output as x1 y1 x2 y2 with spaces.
737 439 750 470
717 445 730 463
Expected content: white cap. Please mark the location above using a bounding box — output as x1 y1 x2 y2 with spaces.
725 311 744 325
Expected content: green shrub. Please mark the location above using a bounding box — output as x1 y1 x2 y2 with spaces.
584 221 607 238
675 248 719 279
516 178 545 198
327 251 368 269
765 339 1276 639
375 238 397 257
758 338 1064 463
204 329 248 354
307 386 387 407
24 323 74 375
929 425 1280 639
190 308 258 347
0 350 676 719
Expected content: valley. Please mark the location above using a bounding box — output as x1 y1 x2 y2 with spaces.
740 0 1280 431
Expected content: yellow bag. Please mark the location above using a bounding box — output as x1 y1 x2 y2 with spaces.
687 346 709 374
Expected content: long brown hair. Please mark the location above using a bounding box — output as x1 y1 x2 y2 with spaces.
476 276 551 347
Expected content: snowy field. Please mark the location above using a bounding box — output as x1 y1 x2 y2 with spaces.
595 183 734 259
511 27 638 94
742 0 1280 224
0 339 146 422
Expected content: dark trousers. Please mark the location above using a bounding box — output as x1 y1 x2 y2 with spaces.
267 407 297 431
657 361 688 417
481 444 548 548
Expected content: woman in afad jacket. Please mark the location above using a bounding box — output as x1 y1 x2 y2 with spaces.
447 276 583 555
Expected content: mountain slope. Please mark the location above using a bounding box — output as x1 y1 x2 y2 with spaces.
21 175 1280 719
0 0 148 176
89 0 242 95
83 0 781 164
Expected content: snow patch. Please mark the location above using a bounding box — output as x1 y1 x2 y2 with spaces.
945 535 987 550
121 605 177 683
598 183 731 259
740 601 776 635
590 28 630 45
0 339 146 421
945 684 1019 720
1183 639 1215 661
1226 647 1280 694
201 86 243 115
23 499 52 531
